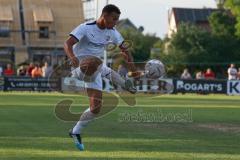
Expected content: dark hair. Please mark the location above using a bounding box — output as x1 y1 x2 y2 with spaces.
102 4 121 14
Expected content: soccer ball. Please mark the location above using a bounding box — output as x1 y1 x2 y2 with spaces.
145 59 165 79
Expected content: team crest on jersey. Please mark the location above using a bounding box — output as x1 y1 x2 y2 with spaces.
106 36 111 41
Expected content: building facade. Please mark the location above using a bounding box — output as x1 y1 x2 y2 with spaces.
0 0 84 66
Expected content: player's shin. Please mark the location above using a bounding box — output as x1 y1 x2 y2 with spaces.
110 69 126 87
100 64 136 94
101 65 125 86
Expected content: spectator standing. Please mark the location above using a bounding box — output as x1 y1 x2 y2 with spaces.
17 66 26 76
181 68 192 79
31 64 42 78
227 64 237 80
0 66 3 76
3 64 14 76
237 68 240 80
204 68 215 80
27 63 34 77
196 71 204 79
42 62 53 78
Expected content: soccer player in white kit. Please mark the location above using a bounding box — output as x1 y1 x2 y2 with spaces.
64 4 138 151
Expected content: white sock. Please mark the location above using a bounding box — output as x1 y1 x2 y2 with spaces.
72 108 96 134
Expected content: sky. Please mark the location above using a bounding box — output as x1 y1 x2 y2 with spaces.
97 0 217 38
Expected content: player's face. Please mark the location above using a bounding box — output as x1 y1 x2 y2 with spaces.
103 12 120 29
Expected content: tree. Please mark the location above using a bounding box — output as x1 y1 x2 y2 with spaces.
157 24 214 76
167 24 211 62
160 23 240 77
208 10 240 63
208 10 236 38
225 0 240 37
156 8 240 77
150 39 166 59
119 29 160 62
159 19 240 78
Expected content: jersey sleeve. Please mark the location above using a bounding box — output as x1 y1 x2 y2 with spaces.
112 29 124 45
69 24 86 41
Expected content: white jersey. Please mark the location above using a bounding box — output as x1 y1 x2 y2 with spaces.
70 21 124 59
228 67 238 80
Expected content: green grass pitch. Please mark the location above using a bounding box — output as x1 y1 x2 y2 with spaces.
0 92 240 160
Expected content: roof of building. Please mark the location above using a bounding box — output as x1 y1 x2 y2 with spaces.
171 7 219 24
116 18 137 30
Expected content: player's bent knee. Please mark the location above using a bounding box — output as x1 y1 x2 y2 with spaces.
79 56 103 76
101 64 112 78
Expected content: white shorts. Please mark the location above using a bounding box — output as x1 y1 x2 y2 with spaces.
71 64 112 91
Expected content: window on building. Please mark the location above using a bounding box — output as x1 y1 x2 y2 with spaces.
0 6 13 38
33 7 53 39
0 26 10 38
39 26 49 38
